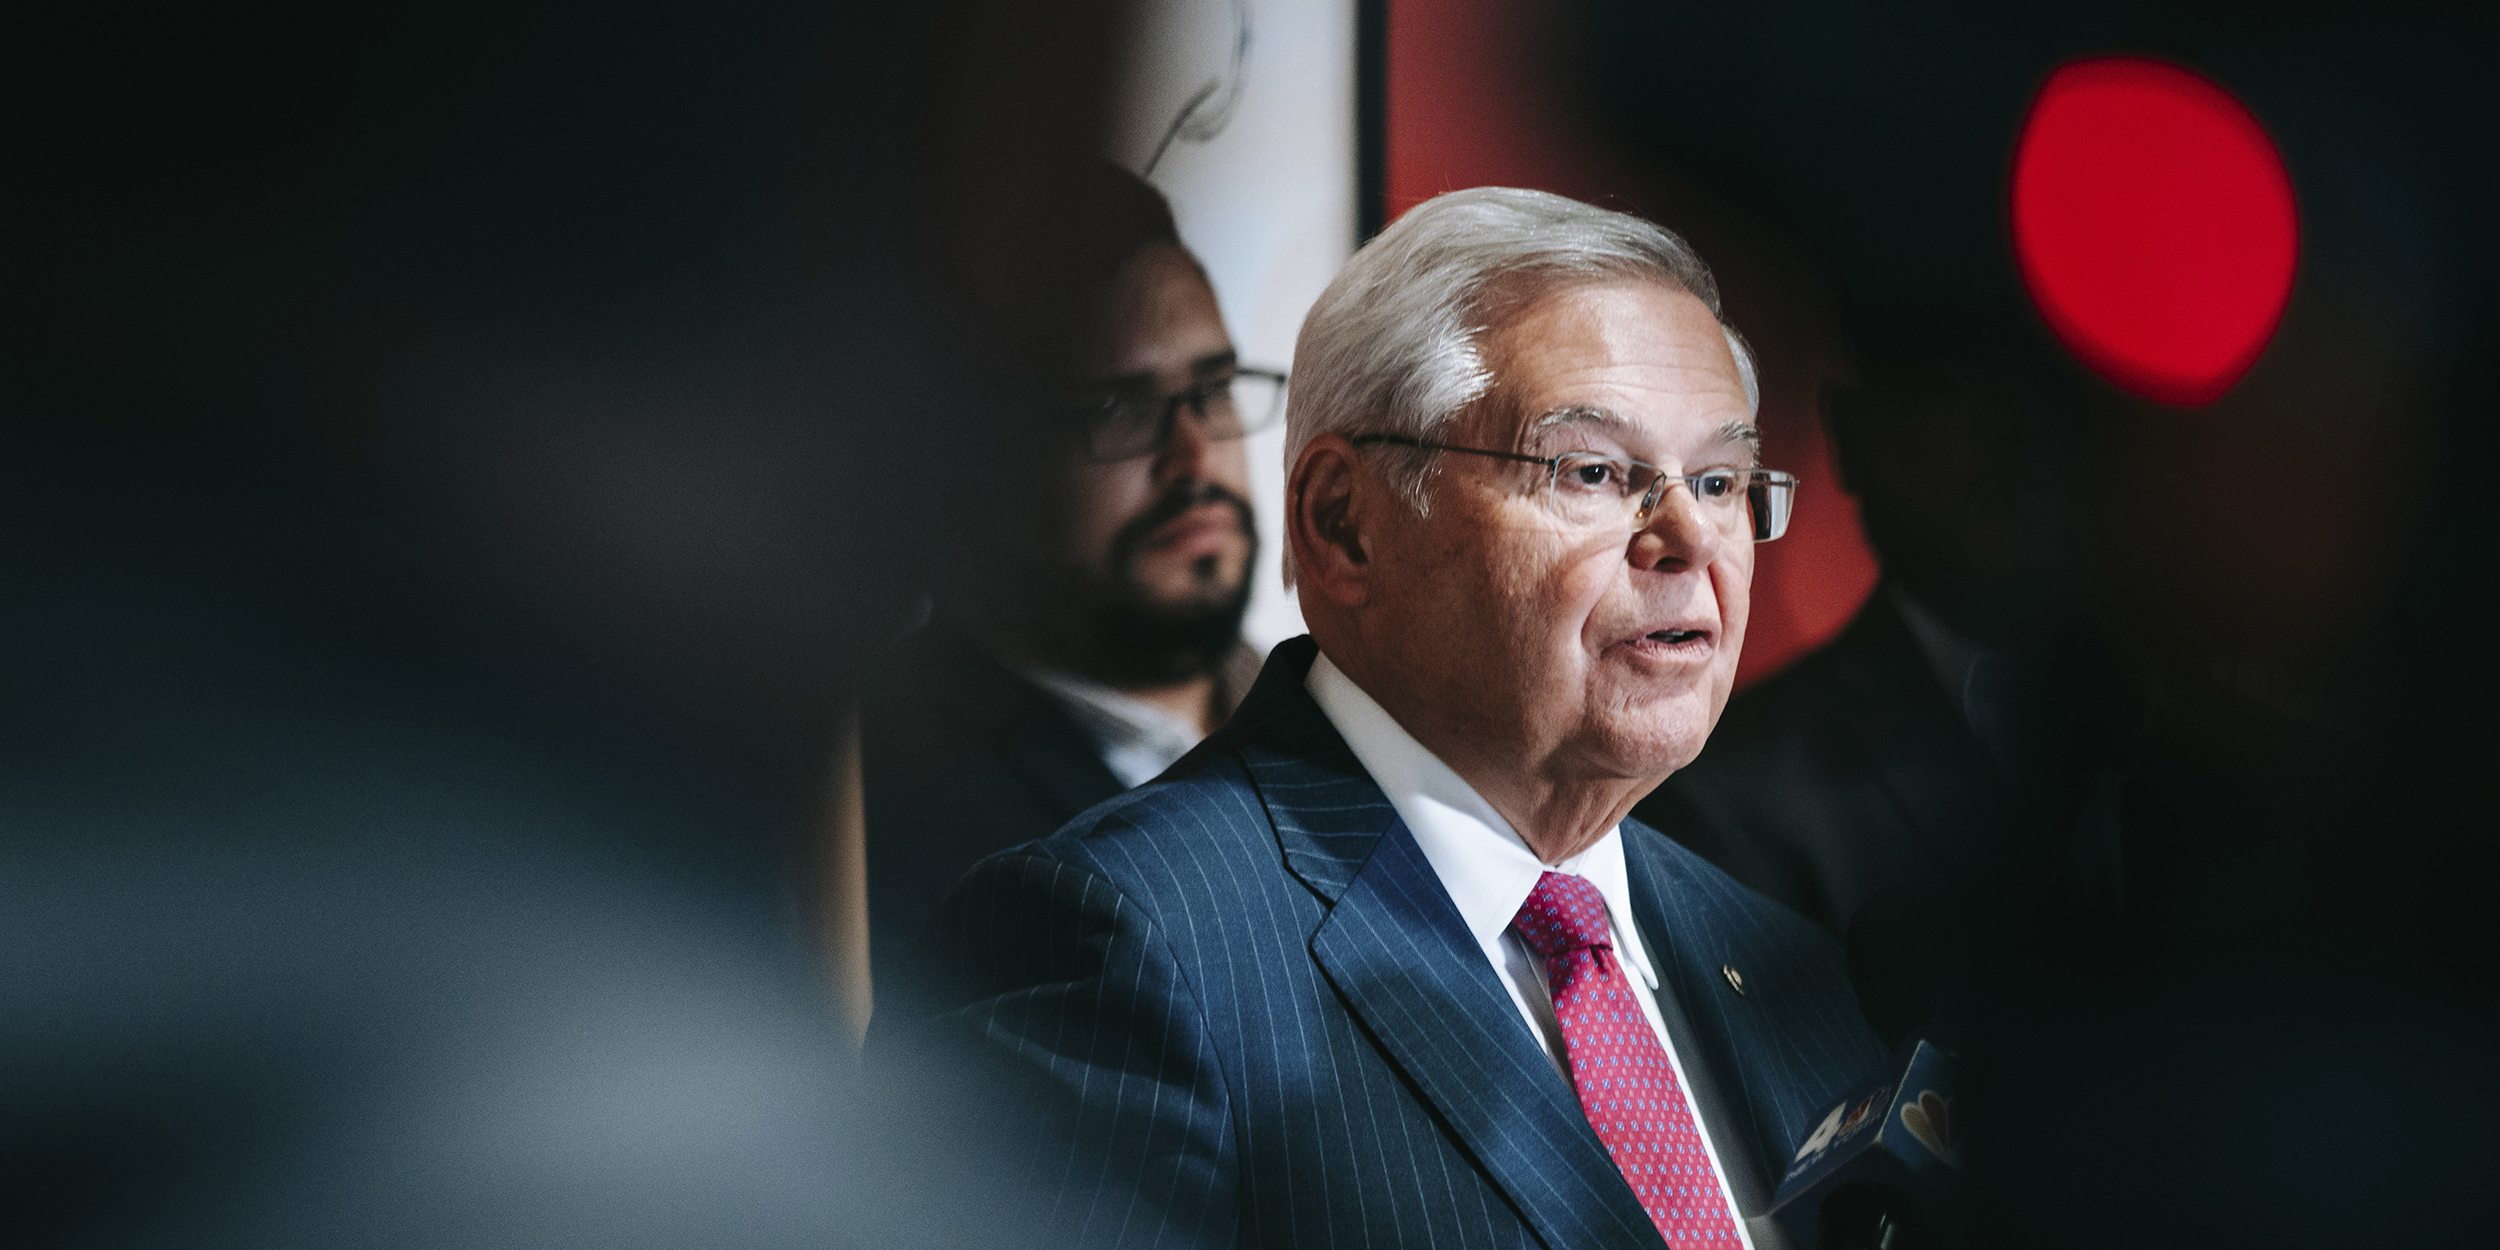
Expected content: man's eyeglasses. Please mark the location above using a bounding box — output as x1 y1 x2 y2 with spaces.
1073 368 1288 463
1351 433 1798 542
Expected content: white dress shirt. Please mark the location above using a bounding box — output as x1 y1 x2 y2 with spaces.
1306 651 1755 1245
1021 666 1207 789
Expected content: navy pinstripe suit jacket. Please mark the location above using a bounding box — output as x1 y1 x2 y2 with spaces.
876 637 1883 1250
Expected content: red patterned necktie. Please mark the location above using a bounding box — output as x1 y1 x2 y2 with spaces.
1513 870 1743 1248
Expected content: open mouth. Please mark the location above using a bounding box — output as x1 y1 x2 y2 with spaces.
1618 627 1714 659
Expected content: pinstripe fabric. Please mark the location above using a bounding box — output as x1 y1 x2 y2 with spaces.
879 638 1883 1250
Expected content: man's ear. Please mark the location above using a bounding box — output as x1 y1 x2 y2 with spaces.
1286 433 1377 608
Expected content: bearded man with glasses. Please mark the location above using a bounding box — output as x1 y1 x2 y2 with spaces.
842 164 1276 999
875 187 1881 1250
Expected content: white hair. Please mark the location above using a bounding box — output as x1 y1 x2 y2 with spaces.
1282 187 1758 583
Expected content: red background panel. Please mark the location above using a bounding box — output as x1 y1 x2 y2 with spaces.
1383 0 1879 687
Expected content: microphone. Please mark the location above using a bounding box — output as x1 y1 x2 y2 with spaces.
1766 1036 1963 1250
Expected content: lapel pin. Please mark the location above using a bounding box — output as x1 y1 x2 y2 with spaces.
1722 964 1746 995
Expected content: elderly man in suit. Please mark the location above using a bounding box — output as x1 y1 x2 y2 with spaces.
876 187 1883 1250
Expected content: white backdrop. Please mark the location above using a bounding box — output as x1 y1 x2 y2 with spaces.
1106 0 1357 653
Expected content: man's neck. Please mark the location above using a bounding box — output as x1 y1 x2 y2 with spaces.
1455 756 1649 867
965 617 1225 737
1323 644 1650 865
1115 674 1218 737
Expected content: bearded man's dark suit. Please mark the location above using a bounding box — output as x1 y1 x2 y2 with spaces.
873 637 1884 1250
859 624 1125 990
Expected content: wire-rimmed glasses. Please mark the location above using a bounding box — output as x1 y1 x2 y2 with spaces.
1351 433 1798 542
1074 367 1288 462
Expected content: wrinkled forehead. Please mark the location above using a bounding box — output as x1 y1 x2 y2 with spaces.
1470 279 1756 457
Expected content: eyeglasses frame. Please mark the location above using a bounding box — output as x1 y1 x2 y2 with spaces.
1348 432 1798 542
1080 366 1291 463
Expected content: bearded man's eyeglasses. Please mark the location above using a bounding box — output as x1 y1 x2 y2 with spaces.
1350 433 1798 542
1073 368 1289 463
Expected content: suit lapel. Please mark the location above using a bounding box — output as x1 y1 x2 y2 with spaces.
1202 637 1385 898
1227 639 1664 1250
1620 828 1777 1214
1310 824 1666 1250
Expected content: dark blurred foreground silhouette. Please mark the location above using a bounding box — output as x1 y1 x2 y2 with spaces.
3 0 1133 1243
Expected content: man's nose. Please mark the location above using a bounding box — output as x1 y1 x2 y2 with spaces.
1152 397 1217 484
1628 479 1725 571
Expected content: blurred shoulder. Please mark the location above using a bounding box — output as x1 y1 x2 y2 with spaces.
1622 815 1831 948
1691 592 1934 760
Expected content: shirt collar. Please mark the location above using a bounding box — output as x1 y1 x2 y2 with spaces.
1304 650 1661 990
1019 664 1204 788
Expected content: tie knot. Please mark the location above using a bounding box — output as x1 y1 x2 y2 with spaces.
1513 871 1613 961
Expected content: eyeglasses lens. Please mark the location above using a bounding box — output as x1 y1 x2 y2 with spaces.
1749 475 1795 542
1080 373 1288 462
1082 399 1161 461
1543 458 1795 541
1223 373 1287 439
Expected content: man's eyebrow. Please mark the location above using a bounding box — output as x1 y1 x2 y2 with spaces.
1530 409 1763 462
1084 369 1151 393
1086 349 1240 393
1528 404 1636 436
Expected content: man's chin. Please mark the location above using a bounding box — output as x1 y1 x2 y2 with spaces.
1589 698 1717 779
1124 566 1250 618
1130 550 1251 605
1074 577 1253 687
1086 505 1257 685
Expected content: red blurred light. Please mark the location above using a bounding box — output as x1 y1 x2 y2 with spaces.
2010 57 2298 407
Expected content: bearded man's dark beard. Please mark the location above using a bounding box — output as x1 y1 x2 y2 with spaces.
1057 480 1257 688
